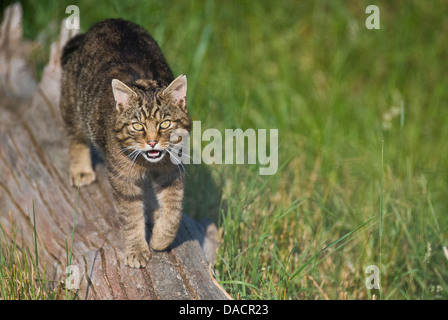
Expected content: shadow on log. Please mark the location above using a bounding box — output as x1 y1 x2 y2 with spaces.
0 3 230 300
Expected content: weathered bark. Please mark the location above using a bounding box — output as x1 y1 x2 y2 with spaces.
0 3 230 300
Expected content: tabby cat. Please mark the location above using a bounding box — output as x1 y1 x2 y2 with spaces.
60 19 191 268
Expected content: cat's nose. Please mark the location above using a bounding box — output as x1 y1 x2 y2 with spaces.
148 140 158 148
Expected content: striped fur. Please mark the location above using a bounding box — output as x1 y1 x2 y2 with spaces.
60 19 191 268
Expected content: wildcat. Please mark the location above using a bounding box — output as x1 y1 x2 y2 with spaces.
60 19 191 268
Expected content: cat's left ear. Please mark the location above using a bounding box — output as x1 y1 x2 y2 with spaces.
111 79 137 113
162 75 187 111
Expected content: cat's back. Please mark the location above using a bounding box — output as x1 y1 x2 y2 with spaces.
78 19 173 83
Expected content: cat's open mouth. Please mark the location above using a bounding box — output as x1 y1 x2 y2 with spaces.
144 150 166 162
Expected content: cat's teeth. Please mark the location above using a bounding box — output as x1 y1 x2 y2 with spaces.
147 150 162 159
148 151 160 158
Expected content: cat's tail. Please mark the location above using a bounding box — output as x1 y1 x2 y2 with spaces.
61 33 85 67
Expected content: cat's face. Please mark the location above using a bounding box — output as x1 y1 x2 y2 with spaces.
112 75 191 164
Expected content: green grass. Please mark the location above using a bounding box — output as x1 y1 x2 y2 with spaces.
2 0 448 299
0 205 58 299
0 198 79 300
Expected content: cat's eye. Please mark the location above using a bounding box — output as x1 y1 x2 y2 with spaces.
160 120 171 129
132 123 144 131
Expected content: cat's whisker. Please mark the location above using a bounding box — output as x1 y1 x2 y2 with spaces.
177 152 198 162
114 148 140 172
126 149 141 172
121 145 138 152
118 145 138 156
120 149 142 189
165 148 183 165
121 146 139 159
115 146 138 164
114 148 141 181
168 147 190 175
165 149 183 176
166 148 189 178
166 149 182 167
168 143 200 163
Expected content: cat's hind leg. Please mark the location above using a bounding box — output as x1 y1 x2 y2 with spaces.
60 98 96 187
60 62 96 187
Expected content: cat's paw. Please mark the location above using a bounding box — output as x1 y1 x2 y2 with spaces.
125 249 151 268
150 234 174 252
69 168 96 187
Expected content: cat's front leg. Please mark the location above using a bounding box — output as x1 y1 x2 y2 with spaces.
108 171 151 268
150 170 185 251
68 141 96 187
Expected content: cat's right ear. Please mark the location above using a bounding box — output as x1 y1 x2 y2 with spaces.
111 79 137 113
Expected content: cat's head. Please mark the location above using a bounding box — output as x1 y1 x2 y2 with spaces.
111 75 191 164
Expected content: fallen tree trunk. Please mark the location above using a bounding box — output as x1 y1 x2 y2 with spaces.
0 3 229 300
